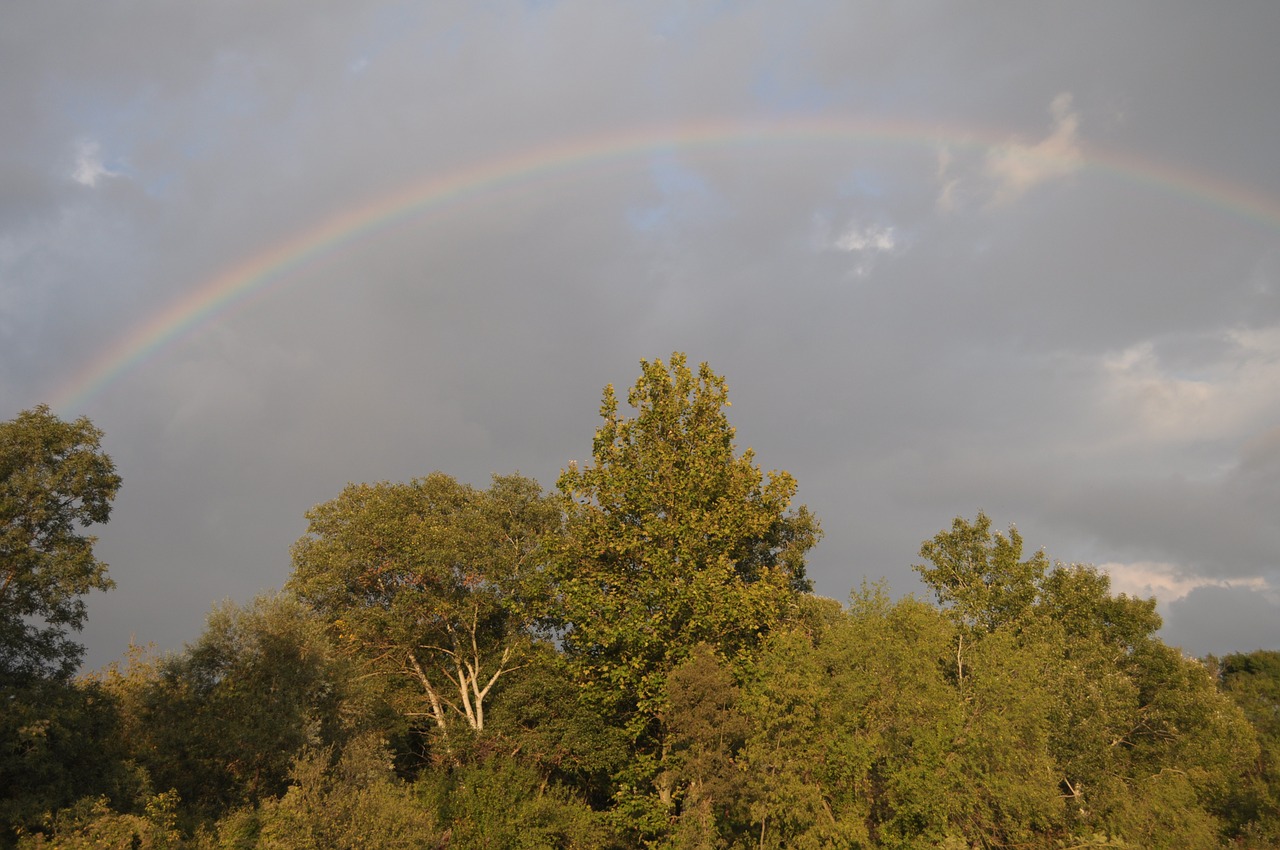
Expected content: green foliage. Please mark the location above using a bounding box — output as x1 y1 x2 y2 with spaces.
228 734 444 850
555 354 820 730
1027 571 1257 845
735 519 1261 849
10 374 1280 848
288 473 559 735
0 678 142 846
1037 563 1161 651
1 405 121 682
101 595 354 823
0 408 134 847
658 645 752 848
1102 769 1223 850
418 756 620 850
740 588 1065 848
1214 650 1280 844
914 511 1047 633
551 354 820 845
485 648 629 805
16 791 182 850
740 590 959 848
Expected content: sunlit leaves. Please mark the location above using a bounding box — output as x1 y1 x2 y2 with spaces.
556 354 820 730
288 473 560 733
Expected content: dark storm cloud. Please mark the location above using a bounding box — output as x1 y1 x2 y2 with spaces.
1 1 1278 666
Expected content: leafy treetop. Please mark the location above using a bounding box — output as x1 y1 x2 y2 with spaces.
1 405 121 682
555 353 820 727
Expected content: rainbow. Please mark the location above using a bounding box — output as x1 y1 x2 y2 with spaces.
50 117 1280 411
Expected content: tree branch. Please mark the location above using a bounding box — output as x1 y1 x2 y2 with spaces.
405 650 447 730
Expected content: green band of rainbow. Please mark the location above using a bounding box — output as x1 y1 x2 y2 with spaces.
50 118 1280 411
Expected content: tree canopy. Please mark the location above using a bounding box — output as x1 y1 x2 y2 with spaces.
288 472 559 735
7 362 1280 849
1 405 120 682
554 354 820 727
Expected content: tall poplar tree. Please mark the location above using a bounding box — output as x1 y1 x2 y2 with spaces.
555 354 820 730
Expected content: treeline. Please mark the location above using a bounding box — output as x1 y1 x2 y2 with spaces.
3 354 1279 849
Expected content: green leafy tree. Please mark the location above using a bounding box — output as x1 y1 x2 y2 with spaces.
0 677 142 847
739 586 1066 849
224 734 445 850
654 644 753 848
484 648 628 807
1099 639 1255 849
555 354 820 730
1 408 125 846
418 756 620 850
288 473 559 735
740 589 954 848
1 406 120 682
916 514 1258 847
914 511 1047 634
553 355 820 841
1028 567 1256 847
101 595 354 823
1216 650 1280 844
16 792 182 850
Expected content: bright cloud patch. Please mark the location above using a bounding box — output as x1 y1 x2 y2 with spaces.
71 139 121 187
834 223 897 254
936 93 1083 211
815 216 902 277
983 93 1083 206
1101 559 1270 603
1095 327 1280 448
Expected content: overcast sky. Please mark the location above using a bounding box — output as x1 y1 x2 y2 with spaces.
4 2 1279 669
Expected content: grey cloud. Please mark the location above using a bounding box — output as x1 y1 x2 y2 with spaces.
2 1 1278 668
1162 584 1280 658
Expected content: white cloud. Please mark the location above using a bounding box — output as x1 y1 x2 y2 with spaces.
815 217 902 277
1093 327 1280 449
834 223 897 254
1100 559 1270 603
982 93 1083 206
935 94 1084 211
1098 341 1217 442
71 138 121 187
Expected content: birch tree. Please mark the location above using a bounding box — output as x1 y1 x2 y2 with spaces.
288 473 558 734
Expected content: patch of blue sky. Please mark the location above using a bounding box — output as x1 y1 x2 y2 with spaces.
626 204 668 233
651 0 740 44
626 152 727 234
98 149 134 180
58 86 150 145
55 92 148 188
345 2 430 73
140 171 177 199
169 56 281 163
649 151 713 199
838 168 889 200
750 69 836 114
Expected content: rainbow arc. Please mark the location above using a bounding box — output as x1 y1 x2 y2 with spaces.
51 118 1280 411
